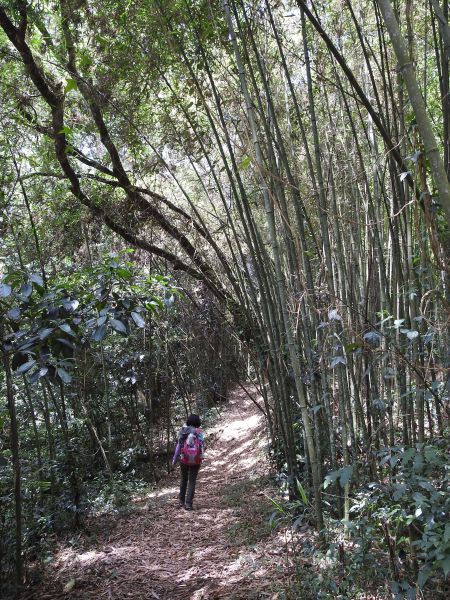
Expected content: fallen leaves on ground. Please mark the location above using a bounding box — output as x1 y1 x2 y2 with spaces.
22 387 298 600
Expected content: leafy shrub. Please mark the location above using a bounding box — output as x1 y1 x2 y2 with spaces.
347 442 450 597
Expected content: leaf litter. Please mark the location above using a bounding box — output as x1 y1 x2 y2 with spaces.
21 386 298 600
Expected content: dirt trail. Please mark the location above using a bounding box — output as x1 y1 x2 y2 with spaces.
29 386 289 600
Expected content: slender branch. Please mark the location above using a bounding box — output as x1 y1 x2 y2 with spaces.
378 0 450 225
296 1 414 185
430 0 450 60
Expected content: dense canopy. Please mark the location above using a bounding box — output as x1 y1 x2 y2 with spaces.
0 1 449 598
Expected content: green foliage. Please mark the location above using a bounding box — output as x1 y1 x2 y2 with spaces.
0 0 448 596
324 465 354 489
344 442 450 596
1 251 176 386
267 441 449 598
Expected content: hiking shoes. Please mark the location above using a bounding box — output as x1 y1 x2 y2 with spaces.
184 504 193 510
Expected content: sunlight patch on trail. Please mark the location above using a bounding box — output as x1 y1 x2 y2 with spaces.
146 484 178 499
31 387 283 600
56 545 131 567
220 413 261 440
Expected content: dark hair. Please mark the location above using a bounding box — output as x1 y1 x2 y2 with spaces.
186 413 201 428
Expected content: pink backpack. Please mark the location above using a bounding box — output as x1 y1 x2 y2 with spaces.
180 429 203 465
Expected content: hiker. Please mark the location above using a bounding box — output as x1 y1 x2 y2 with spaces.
172 414 205 510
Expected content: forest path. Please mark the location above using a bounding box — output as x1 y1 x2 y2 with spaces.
31 386 291 600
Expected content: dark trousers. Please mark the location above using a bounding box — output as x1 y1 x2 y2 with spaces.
179 463 200 507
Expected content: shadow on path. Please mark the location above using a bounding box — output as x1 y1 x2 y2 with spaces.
24 386 287 600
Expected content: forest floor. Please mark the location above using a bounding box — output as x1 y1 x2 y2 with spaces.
24 386 310 600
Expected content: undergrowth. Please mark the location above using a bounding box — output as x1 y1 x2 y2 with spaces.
268 440 450 600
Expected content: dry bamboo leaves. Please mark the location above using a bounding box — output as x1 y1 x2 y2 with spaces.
24 387 292 600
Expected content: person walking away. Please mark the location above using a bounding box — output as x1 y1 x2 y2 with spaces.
172 414 205 510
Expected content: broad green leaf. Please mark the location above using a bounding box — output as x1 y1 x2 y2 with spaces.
146 300 161 312
339 465 353 488
393 484 407 501
62 298 79 311
79 52 92 70
363 331 381 344
92 324 107 342
406 330 419 340
7 308 21 320
444 523 450 543
38 328 54 340
441 556 450 578
417 567 431 588
59 323 75 337
412 492 427 504
16 360 36 375
389 455 399 468
131 312 145 328
28 369 41 384
406 151 422 163
239 156 251 170
116 267 132 280
30 273 44 287
20 282 33 298
324 469 340 489
413 452 424 473
57 367 72 384
58 125 72 137
64 79 78 93
28 367 48 384
379 454 391 467
402 447 415 464
110 318 127 334
17 337 40 352
417 479 434 492
0 283 12 297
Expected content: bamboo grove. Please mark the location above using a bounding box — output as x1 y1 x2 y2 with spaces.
0 0 449 594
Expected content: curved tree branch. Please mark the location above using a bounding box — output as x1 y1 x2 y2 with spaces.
0 4 229 301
